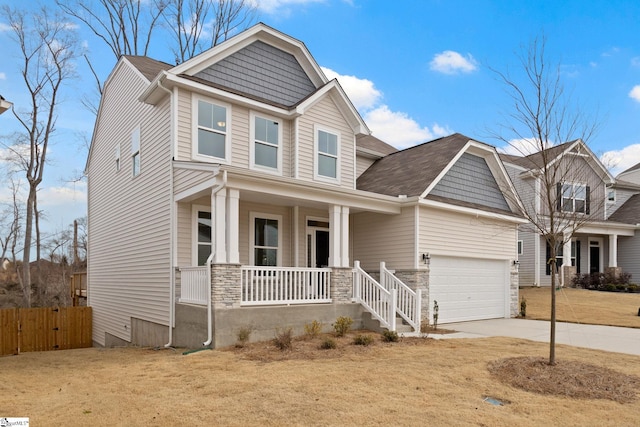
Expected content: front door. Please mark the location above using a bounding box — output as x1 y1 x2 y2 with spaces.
589 239 601 273
307 219 329 268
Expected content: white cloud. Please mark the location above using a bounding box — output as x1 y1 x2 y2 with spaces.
498 138 553 156
0 23 12 32
601 144 640 176
250 0 326 14
629 85 640 102
0 72 6 80
322 67 450 148
39 182 87 207
430 50 478 74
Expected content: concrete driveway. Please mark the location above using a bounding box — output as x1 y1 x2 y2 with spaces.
439 318 640 356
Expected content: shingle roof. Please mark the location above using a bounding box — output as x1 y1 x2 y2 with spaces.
356 133 471 197
499 141 575 170
124 55 173 82
356 134 397 157
607 194 640 225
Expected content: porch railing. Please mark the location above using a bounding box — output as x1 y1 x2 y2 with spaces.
241 266 332 306
178 266 209 305
379 262 421 332
353 261 396 331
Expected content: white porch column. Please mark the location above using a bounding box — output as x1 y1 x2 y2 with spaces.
213 189 227 263
609 234 618 268
227 189 239 264
329 205 341 267
562 233 572 286
341 207 350 268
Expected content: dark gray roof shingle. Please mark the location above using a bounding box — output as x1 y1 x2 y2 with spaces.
356 134 397 157
124 55 173 82
607 194 640 225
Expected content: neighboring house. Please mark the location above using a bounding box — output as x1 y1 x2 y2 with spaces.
501 140 639 287
86 23 525 349
0 95 12 115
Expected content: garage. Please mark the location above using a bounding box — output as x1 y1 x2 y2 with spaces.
429 256 509 323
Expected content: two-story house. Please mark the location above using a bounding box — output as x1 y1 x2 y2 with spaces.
501 140 639 287
86 23 525 349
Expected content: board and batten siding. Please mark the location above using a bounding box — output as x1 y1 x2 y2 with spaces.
297 96 356 189
351 207 416 271
517 229 538 286
88 61 172 346
419 206 517 260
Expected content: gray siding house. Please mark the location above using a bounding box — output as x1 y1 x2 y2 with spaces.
86 23 525 349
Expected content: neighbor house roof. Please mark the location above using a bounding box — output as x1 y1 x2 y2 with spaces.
356 133 471 197
607 194 640 225
618 161 640 176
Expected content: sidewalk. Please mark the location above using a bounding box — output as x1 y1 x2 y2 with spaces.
437 318 640 356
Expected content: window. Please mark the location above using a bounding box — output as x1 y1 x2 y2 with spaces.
131 126 140 176
195 97 229 161
315 126 339 181
251 114 281 171
196 210 212 266
559 183 589 213
115 143 121 172
546 240 579 275
250 213 281 266
517 240 523 255
607 189 616 202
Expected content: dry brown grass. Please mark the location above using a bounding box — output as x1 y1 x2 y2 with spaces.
3 334 640 426
520 286 640 328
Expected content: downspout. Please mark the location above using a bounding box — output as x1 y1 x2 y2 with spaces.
203 169 227 347
156 77 175 349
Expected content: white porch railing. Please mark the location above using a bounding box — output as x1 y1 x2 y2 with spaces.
178 266 209 305
379 262 421 333
353 261 397 331
241 266 331 306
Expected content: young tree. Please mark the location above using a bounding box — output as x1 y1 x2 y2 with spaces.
492 37 601 365
1 5 80 307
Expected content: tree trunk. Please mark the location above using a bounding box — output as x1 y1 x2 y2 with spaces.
549 263 557 365
21 186 36 308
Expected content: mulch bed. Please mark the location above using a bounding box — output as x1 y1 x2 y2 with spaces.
488 356 640 403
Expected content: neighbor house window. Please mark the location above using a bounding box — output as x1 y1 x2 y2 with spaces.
517 240 523 255
194 97 229 161
115 143 121 172
314 126 339 181
546 240 578 275
195 210 212 266
559 182 589 213
607 189 616 202
250 213 281 266
251 113 281 172
131 126 140 176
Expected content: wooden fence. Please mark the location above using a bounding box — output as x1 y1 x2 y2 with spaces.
0 306 92 356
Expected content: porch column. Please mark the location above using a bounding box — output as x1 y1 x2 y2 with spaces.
562 233 572 286
227 189 240 264
341 207 350 268
212 189 226 263
609 234 618 268
329 205 341 267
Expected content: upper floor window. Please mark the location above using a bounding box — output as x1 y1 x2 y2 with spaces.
251 113 281 172
194 96 229 162
607 188 616 203
559 182 589 214
315 126 340 182
131 126 140 177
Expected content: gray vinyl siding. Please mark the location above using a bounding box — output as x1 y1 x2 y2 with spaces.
176 202 192 266
176 88 191 161
431 153 510 211
195 41 316 106
607 188 637 219
87 60 172 346
351 207 416 271
297 96 356 189
618 233 640 282
356 155 375 178
419 206 517 260
517 229 537 286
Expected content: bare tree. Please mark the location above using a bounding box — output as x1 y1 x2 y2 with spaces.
0 179 23 271
1 5 80 307
492 37 601 365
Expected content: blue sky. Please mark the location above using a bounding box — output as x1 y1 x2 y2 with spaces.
1 0 640 242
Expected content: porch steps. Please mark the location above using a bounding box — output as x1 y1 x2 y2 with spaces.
361 312 417 335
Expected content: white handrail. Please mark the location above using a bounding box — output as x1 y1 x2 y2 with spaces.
353 261 396 331
241 266 331 306
380 262 421 332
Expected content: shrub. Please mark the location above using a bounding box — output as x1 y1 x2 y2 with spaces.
352 334 374 346
519 298 527 318
615 283 627 292
627 284 638 293
381 330 399 342
304 320 323 338
273 327 293 350
319 338 337 350
604 283 617 292
432 300 439 330
333 316 353 337
235 325 253 348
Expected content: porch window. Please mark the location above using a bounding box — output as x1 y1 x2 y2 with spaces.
315 126 339 181
195 97 229 161
251 114 281 171
251 213 281 266
197 211 212 266
546 240 579 275
131 126 140 177
559 183 589 214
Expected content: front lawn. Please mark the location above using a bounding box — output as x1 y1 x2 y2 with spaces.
519 286 640 328
2 336 640 426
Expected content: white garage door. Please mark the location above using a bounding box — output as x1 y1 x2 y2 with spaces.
429 256 508 324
